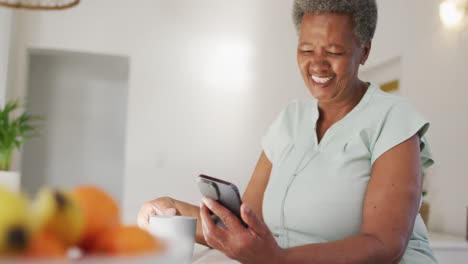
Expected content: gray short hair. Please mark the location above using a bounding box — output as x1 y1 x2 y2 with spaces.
292 0 378 44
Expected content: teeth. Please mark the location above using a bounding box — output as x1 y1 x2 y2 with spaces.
311 75 333 84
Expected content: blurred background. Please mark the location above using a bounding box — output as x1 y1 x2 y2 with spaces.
0 0 466 241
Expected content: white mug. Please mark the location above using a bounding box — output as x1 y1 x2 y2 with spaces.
148 215 197 264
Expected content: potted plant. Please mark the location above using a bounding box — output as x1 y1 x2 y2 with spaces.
0 100 40 191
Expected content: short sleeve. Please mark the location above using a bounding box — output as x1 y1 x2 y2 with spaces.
261 102 300 165
371 100 434 171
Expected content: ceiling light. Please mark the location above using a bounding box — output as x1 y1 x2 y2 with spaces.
440 0 467 28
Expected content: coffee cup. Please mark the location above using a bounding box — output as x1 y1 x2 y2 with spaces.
148 215 197 264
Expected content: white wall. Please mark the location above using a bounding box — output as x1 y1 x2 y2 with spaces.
360 56 402 96
8 0 307 224
8 0 468 236
0 8 12 106
21 50 128 204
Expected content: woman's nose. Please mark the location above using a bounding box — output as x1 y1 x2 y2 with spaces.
309 53 330 73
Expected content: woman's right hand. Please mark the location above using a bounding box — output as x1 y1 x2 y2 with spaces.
137 196 179 230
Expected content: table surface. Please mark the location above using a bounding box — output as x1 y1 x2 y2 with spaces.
429 232 468 250
192 244 238 264
191 232 468 263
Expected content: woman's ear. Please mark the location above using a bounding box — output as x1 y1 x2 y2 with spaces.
360 41 372 65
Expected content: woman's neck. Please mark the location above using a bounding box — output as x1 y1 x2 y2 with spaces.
317 80 368 124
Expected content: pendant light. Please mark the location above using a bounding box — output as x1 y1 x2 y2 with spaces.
0 0 79 10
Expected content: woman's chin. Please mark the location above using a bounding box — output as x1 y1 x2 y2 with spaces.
308 87 335 101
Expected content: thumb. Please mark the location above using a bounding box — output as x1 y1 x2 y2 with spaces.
137 203 157 229
241 204 268 237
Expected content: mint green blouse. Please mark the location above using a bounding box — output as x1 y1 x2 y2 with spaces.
262 84 437 263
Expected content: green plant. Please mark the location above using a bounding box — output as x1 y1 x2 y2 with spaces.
0 100 41 171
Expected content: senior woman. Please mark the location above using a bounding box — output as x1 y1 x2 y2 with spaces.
138 0 437 263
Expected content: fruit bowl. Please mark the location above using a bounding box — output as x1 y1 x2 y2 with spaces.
0 185 177 262
1 250 187 264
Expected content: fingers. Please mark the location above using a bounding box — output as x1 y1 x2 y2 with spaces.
151 203 177 216
163 207 177 216
137 212 148 229
199 201 224 249
202 197 243 231
137 203 156 229
241 203 268 237
137 201 178 230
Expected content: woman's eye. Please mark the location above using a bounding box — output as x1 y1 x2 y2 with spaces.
302 50 313 54
327 51 344 56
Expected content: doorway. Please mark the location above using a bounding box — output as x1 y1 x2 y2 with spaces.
21 49 129 204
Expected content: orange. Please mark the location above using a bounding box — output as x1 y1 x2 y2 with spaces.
70 186 120 251
23 231 66 258
93 225 164 255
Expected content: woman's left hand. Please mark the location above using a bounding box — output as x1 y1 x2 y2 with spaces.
200 197 285 264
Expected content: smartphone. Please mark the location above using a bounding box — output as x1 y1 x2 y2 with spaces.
197 174 247 227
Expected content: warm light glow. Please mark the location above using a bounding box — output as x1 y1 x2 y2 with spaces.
440 0 467 28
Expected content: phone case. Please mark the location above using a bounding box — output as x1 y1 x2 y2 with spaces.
197 174 247 227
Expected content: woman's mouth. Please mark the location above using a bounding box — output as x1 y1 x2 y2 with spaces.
311 75 334 87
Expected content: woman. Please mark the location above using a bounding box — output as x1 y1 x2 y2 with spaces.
138 0 437 263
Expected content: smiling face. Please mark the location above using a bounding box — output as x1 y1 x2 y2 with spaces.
297 13 371 104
